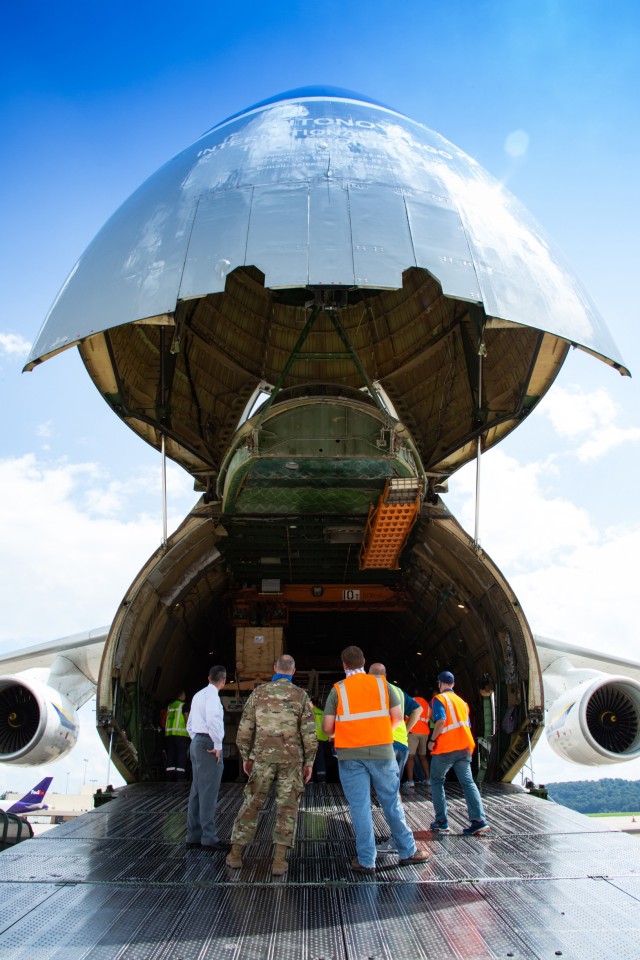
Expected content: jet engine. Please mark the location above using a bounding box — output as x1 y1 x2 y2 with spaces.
0 676 79 765
545 675 640 766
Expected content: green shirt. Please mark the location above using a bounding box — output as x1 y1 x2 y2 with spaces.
324 680 400 761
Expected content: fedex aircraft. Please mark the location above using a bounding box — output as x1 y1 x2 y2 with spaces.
1 86 639 788
4 777 53 816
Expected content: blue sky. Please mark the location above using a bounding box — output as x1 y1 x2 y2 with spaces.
1 1 639 794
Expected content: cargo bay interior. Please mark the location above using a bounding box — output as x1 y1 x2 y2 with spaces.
79 265 561 791
96 493 545 787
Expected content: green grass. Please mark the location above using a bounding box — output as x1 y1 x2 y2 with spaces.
586 811 640 818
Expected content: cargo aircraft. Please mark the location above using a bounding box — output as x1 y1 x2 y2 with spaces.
3 777 53 816
2 86 640 960
1 86 639 790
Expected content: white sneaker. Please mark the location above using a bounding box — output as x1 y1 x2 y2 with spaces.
376 839 397 852
403 780 415 788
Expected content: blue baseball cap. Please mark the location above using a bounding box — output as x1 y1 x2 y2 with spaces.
437 671 455 684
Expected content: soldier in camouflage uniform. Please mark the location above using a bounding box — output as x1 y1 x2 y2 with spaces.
226 654 317 875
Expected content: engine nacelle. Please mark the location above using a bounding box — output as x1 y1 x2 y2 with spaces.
546 675 640 766
0 675 80 765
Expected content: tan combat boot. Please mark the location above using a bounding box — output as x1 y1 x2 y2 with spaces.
225 843 244 869
271 843 289 876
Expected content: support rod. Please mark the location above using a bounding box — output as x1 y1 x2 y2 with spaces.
255 305 321 427
105 683 118 790
161 434 168 546
474 342 486 546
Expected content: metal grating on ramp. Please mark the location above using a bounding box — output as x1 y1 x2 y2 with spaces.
1 782 639 959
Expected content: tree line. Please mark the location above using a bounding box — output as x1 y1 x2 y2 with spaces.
546 778 640 814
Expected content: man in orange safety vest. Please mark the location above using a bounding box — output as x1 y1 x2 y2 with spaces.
427 671 490 836
323 645 429 872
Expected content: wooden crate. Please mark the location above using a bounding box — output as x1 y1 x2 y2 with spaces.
221 680 260 691
236 627 284 674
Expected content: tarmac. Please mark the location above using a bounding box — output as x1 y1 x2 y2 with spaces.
1 780 640 959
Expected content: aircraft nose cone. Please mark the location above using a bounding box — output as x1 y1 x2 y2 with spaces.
23 88 628 487
26 88 626 377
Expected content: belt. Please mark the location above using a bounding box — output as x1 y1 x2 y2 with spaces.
194 732 212 738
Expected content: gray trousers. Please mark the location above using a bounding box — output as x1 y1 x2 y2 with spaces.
187 735 224 845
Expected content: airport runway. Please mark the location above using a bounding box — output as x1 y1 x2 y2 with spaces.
1 781 639 959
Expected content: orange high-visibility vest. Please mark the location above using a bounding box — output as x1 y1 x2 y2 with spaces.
334 673 393 749
431 691 475 754
410 696 431 735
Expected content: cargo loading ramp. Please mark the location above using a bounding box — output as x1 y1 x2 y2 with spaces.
1 782 639 959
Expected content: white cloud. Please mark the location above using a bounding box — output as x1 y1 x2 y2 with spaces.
575 423 640 462
449 447 639 655
0 332 32 357
449 449 598 572
0 453 195 643
541 386 618 438
0 451 197 796
36 421 53 439
511 523 640 650
538 385 640 461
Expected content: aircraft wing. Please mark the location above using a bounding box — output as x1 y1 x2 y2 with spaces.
534 634 640 682
0 627 109 682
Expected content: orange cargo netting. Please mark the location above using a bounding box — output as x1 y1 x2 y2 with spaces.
359 478 422 570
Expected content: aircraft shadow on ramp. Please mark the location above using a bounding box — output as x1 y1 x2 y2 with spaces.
0 782 639 959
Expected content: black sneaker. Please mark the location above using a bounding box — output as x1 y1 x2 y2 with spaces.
201 841 232 852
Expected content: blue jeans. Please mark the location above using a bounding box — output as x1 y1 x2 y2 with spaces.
338 758 416 867
393 743 409 781
430 749 486 824
187 735 224 845
313 741 328 781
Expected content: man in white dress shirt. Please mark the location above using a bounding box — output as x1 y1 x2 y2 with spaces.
186 664 230 851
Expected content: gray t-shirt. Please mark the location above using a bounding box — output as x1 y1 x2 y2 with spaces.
324 680 400 761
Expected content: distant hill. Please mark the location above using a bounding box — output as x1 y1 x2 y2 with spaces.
546 778 640 814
